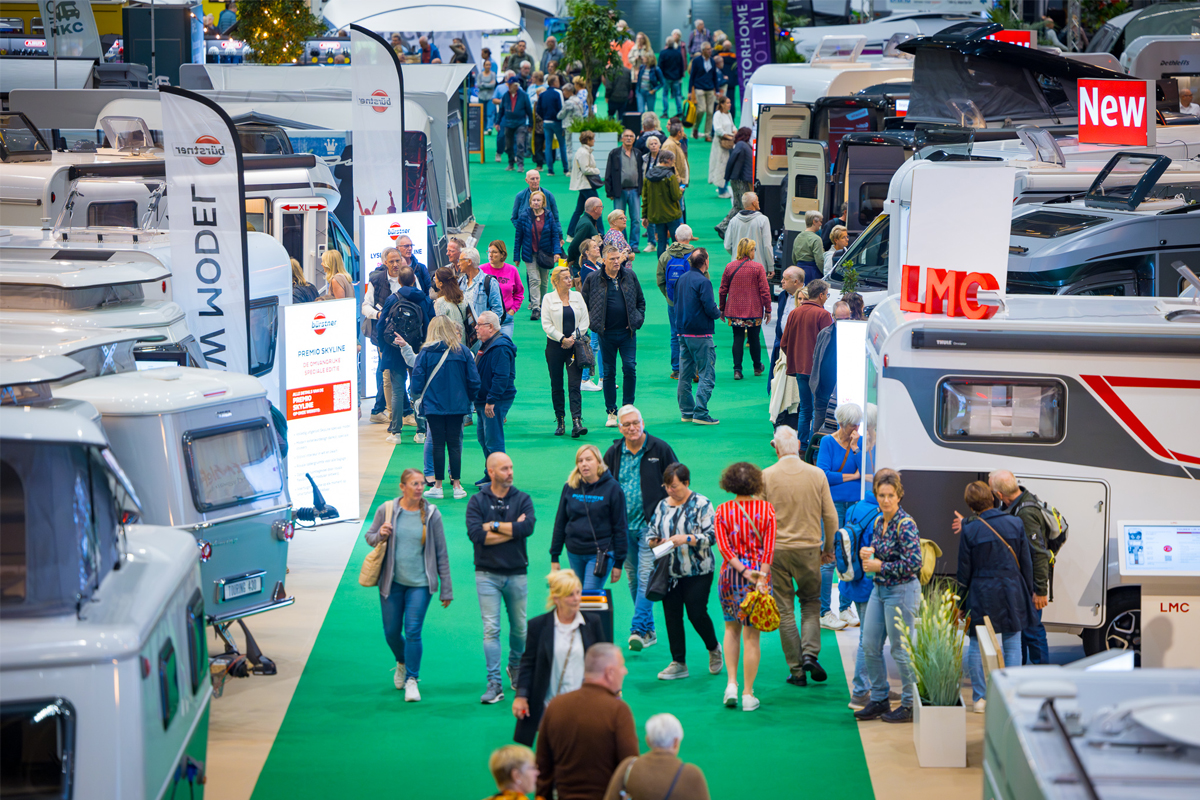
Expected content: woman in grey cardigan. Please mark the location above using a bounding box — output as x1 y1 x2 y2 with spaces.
365 467 453 702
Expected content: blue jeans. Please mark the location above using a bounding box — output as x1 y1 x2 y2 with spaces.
653 220 681 259
862 579 921 708
795 373 814 446
1022 608 1050 665
476 571 527 685
821 501 854 615
566 551 609 591
614 190 641 249
372 348 387 413
543 121 568 172
677 335 715 420
380 583 433 679
483 99 495 131
582 330 604 383
667 308 680 372
624 526 655 635
852 600 870 696
600 330 637 414
476 397 513 480
967 631 1022 702
637 88 657 113
423 430 434 480
663 80 683 117
387 363 413 434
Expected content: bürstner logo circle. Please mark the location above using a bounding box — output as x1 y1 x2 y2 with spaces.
312 313 335 335
194 134 225 166
362 89 391 113
388 223 403 240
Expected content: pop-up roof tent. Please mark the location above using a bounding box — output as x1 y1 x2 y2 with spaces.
898 22 1129 127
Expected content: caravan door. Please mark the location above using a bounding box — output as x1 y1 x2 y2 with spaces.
833 142 908 241
755 105 814 239
271 197 328 285
781 140 829 280
1014 476 1108 632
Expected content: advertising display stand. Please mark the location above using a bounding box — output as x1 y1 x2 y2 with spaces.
1118 521 1200 668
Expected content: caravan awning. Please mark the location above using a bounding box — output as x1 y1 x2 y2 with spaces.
321 0 523 33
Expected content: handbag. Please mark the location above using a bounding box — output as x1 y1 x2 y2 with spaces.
683 92 697 127
412 347 451 416
535 247 555 269
572 326 595 369
645 554 672 602
740 590 781 632
358 500 394 587
586 172 604 189
719 134 735 150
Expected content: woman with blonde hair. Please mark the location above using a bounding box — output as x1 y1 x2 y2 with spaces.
824 224 850 274
550 444 626 590
511 569 610 745
364 467 453 702
718 237 771 380
542 264 590 437
319 249 353 299
408 315 480 499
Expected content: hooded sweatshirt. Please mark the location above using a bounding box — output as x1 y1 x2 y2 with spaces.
641 163 682 224
474 332 517 405
550 470 628 561
465 484 537 574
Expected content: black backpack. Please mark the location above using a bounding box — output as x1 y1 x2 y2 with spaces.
380 296 425 353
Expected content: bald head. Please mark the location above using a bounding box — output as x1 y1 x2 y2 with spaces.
675 224 692 243
583 643 627 694
781 266 804 294
488 452 514 491
585 196 603 218
989 470 1019 501
742 191 759 211
525 170 541 189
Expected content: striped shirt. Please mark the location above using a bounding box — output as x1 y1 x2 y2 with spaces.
714 499 776 570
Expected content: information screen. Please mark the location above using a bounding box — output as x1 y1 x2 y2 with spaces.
1118 521 1200 577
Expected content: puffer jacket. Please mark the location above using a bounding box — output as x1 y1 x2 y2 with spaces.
580 265 646 335
641 164 682 224
513 209 564 264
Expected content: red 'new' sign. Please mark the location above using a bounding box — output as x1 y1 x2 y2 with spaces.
1077 79 1156 147
986 30 1035 47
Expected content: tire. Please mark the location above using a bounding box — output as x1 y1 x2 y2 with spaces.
1081 586 1140 657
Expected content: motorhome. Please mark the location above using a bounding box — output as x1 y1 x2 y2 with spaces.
1 356 212 800
784 10 985 61
861 292 1200 654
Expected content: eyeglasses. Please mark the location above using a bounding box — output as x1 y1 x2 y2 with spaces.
399 244 413 249
619 420 642 428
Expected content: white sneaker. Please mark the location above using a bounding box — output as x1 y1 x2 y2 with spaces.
606 412 619 428
369 412 390 424
384 434 400 444
413 432 426 444
723 683 738 708
742 694 760 711
394 662 406 689
840 606 860 628
452 485 468 499
580 380 602 392
820 611 847 631
642 244 655 253
404 677 421 702
423 486 443 499
974 699 987 714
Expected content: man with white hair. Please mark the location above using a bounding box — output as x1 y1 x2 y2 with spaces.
457 246 506 329
606 713 712 798
657 224 696 378
767 266 804 382
761 426 839 688
540 35 564 74
723 191 775 276
536 643 638 800
603 405 678 651
472 311 517 484
688 19 713 54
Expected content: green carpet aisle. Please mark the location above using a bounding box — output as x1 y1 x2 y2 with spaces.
250 119 876 799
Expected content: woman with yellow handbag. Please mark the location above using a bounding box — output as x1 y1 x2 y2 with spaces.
362 468 453 703
713 462 777 711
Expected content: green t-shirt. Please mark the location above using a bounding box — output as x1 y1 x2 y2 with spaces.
392 508 426 588
792 230 824 267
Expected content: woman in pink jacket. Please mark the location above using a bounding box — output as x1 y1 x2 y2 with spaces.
482 240 526 337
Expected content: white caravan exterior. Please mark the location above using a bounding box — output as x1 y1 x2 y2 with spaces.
784 11 984 62
862 293 1200 653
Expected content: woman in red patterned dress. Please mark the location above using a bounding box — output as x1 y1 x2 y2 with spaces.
714 461 776 712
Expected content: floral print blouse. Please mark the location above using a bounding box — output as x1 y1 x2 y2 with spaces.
871 506 922 587
646 492 716 579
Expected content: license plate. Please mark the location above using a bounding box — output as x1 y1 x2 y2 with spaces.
222 575 263 601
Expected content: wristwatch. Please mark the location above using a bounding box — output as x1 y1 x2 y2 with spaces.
492 521 501 532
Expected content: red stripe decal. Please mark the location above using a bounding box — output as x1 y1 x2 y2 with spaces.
1080 374 1172 459
1103 377 1200 390
1170 451 1200 467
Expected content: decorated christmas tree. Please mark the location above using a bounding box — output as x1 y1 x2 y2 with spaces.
236 0 326 65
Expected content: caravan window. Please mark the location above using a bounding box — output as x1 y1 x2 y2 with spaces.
0 699 75 798
0 462 26 605
938 379 1065 443
183 420 282 512
158 640 180 730
86 201 137 227
249 297 279 377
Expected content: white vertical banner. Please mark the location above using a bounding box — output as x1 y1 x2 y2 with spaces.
350 24 406 245
40 0 102 59
160 87 251 374
284 299 360 523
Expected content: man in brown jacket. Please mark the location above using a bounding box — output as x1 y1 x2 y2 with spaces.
779 278 833 442
761 425 839 688
536 643 639 800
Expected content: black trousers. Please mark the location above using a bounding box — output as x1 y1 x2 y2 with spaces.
567 188 599 237
426 413 464 481
545 339 582 419
662 571 719 664
731 324 763 371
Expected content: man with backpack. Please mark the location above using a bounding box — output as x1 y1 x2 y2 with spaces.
656 225 695 379
376 267 435 444
472 311 517 486
671 248 721 425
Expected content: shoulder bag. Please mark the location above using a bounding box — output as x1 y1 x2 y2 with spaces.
980 517 1021 571
719 134 735 150
412 347 452 416
572 325 595 369
358 500 394 587
618 758 685 800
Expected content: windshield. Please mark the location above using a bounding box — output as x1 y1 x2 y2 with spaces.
831 213 889 287
183 420 282 512
1011 210 1111 239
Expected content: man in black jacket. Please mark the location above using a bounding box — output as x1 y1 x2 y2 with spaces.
603 406 678 650
465 452 536 705
582 245 647 427
473 311 517 485
658 41 686 118
604 130 644 251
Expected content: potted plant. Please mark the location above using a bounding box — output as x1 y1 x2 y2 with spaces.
569 116 625 163
897 583 968 768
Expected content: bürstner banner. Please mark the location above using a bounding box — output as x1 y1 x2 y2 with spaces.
350 24 406 246
732 0 774 96
40 0 102 59
160 87 251 374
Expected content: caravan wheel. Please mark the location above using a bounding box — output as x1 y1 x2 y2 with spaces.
1081 587 1140 658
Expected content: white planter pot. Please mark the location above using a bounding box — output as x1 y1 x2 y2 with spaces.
913 693 966 768
590 132 620 164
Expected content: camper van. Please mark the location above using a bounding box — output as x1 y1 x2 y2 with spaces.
861 292 1200 654
1 357 212 800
